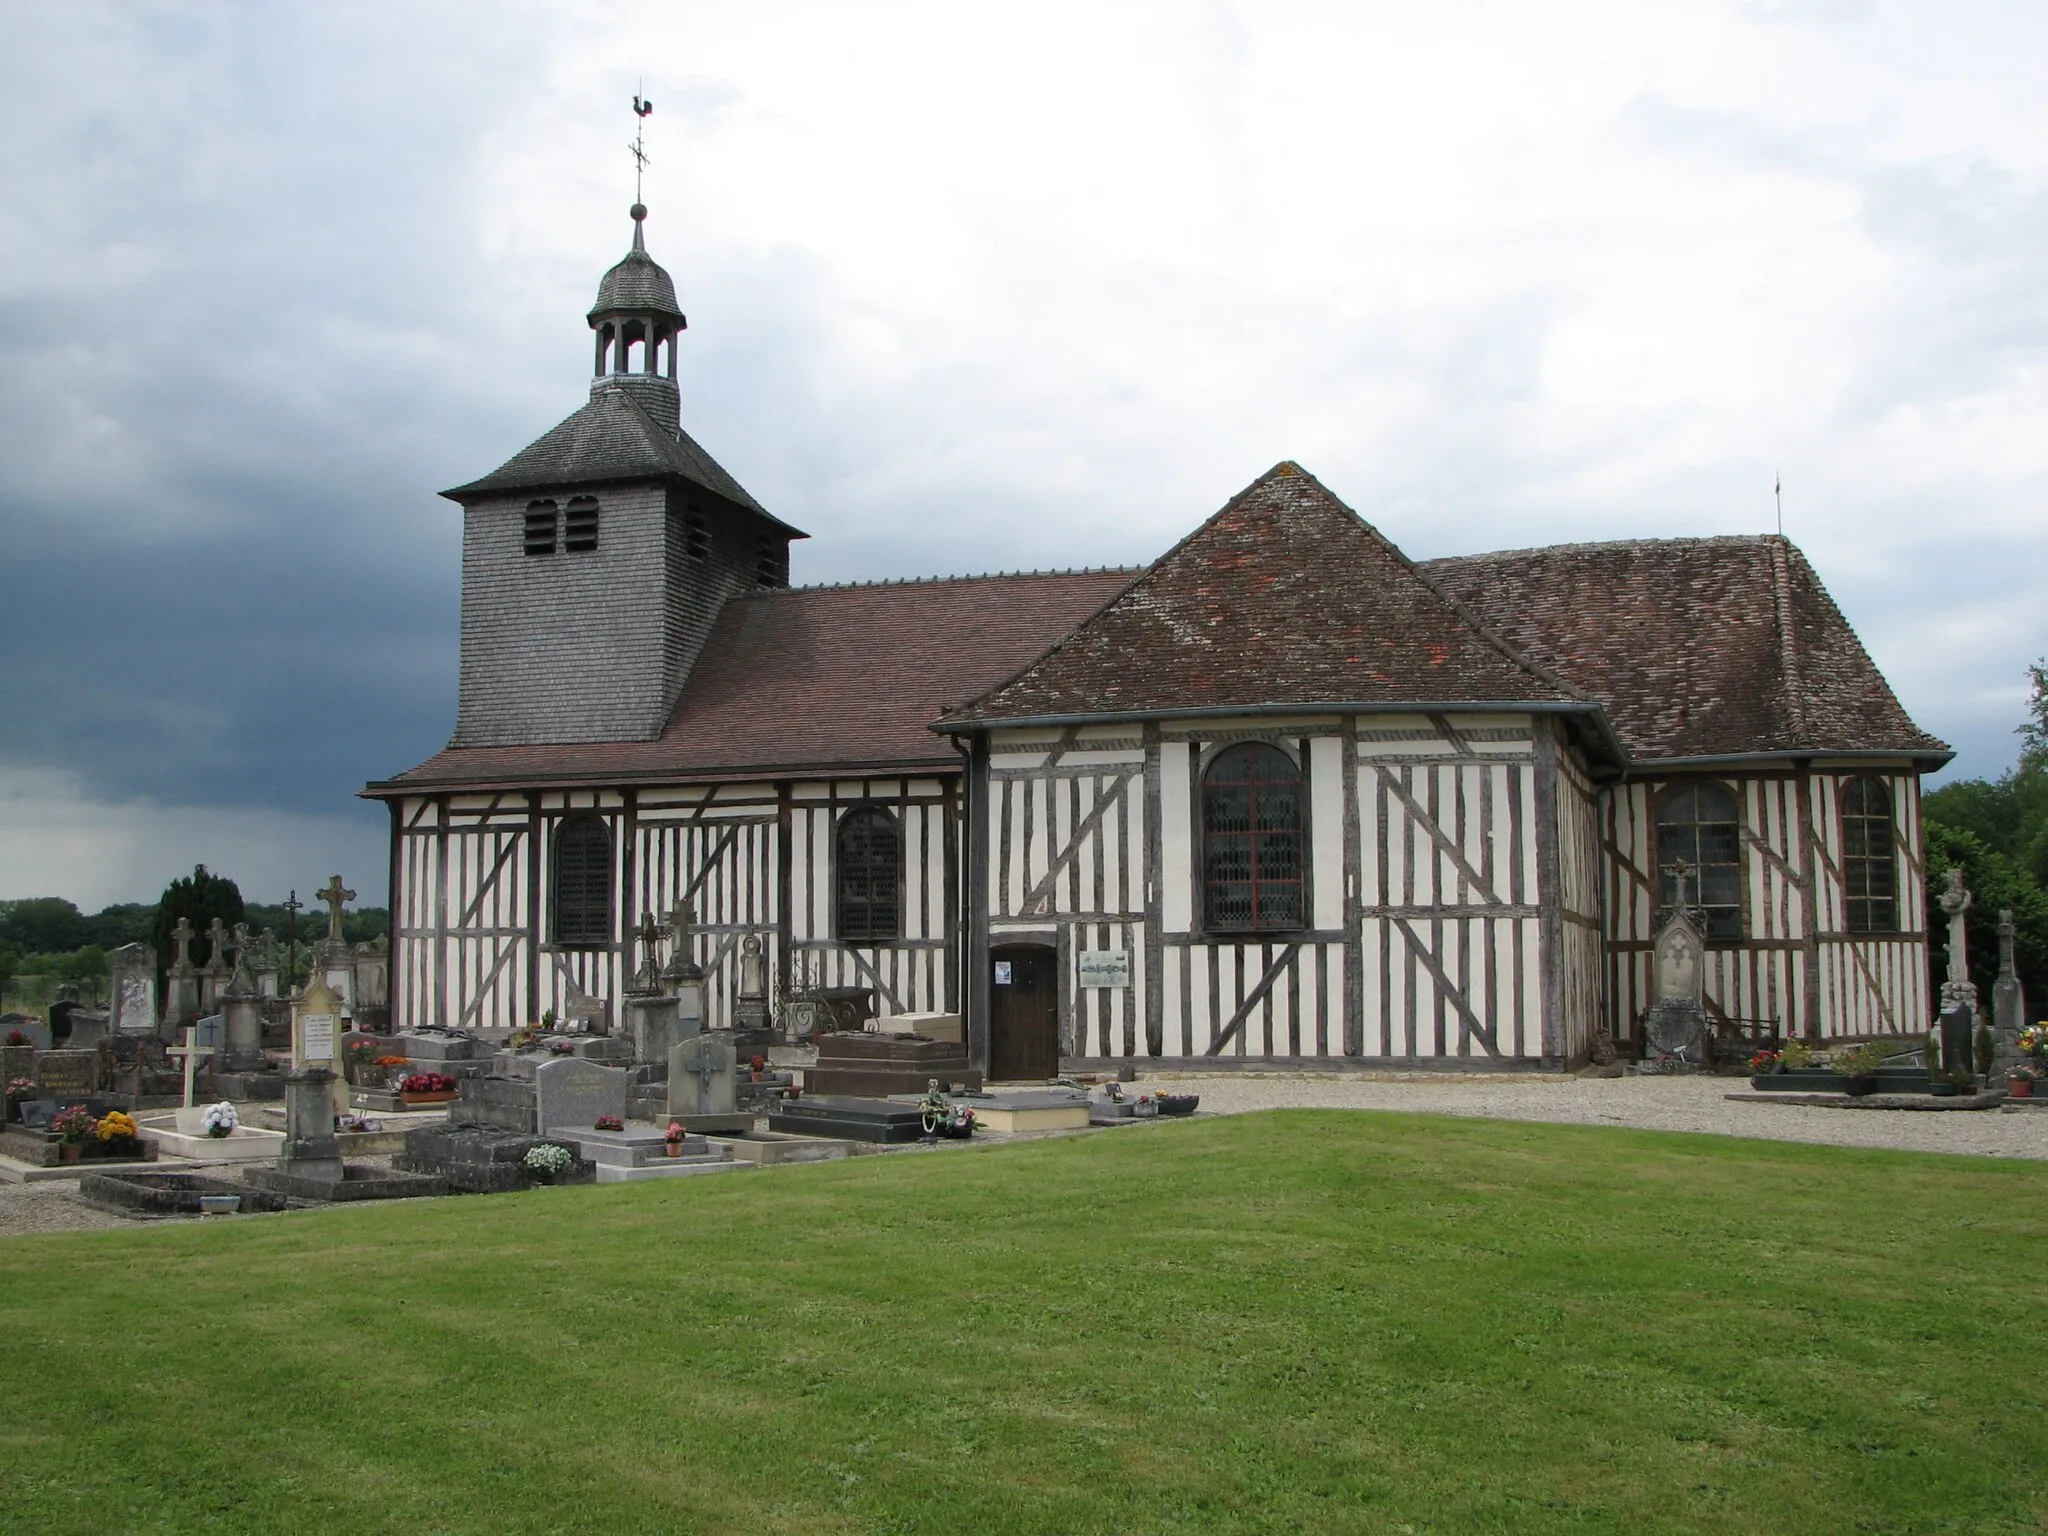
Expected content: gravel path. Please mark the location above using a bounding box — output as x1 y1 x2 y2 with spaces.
0 1180 137 1237
1136 1070 2048 1161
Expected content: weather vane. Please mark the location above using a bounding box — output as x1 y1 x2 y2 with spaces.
630 88 654 205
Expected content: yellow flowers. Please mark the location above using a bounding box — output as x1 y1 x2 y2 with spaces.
96 1110 139 1142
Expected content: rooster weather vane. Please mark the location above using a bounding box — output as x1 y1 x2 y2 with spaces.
629 90 654 204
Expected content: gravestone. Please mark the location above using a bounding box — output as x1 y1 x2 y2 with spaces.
33 1050 98 1097
277 1064 343 1182
391 1029 478 1064
250 929 281 998
62 1008 109 1051
622 993 685 1067
108 943 158 1036
46 985 81 1045
166 1027 216 1110
3 1017 52 1051
292 977 348 1117
196 917 230 1013
665 1033 752 1134
352 937 391 1033
1936 867 1979 1017
734 933 770 1035
163 918 200 1037
1992 908 2027 1072
313 876 357 1011
1638 904 1709 1071
220 948 266 1070
534 1057 628 1132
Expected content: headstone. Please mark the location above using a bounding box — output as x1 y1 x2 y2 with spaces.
627 912 664 995
292 978 348 1116
197 917 230 1012
163 918 200 1037
666 1032 752 1133
734 933 770 1034
622 993 684 1067
219 945 265 1070
391 1029 478 1063
63 1008 110 1051
1992 907 2027 1072
351 937 391 1032
251 928 281 998
279 1064 343 1182
1639 904 1709 1071
33 1050 98 1097
535 1057 629 1131
108 943 158 1035
1939 1001 1976 1089
3 1017 52 1051
47 984 81 1046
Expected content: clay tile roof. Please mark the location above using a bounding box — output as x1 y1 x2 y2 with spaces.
370 570 1138 792
442 388 796 531
1422 536 1949 763
939 463 1587 728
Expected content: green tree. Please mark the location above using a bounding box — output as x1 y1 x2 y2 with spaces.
151 866 245 979
85 903 157 949
0 897 88 955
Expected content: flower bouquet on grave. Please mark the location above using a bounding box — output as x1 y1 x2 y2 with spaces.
95 1109 139 1153
1747 1048 1782 1077
399 1072 458 1104
665 1119 686 1157
523 1142 574 1184
1156 1092 1200 1117
548 1038 576 1056
51 1105 98 1145
1827 1042 1886 1096
2020 1024 2048 1063
2009 1064 2040 1099
593 1115 624 1132
201 1101 240 1138
5 1030 30 1047
748 1055 767 1082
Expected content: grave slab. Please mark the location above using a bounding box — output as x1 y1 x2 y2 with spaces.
535 1057 630 1132
768 1094 928 1144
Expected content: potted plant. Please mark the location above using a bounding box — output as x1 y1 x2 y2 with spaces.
547 1038 576 1056
1747 1048 1782 1086
1157 1092 1200 1116
664 1120 686 1157
51 1104 97 1160
4 1029 30 1048
748 1055 768 1082
375 1055 410 1088
523 1142 574 1184
399 1071 458 1105
1132 1092 1160 1118
201 1101 239 1138
95 1109 140 1157
2020 1024 2048 1067
1828 1041 1886 1097
593 1114 624 1132
4 1076 31 1123
2010 1064 2039 1099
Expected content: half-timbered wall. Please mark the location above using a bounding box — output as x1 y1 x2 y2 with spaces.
985 712 1567 1064
1550 733 1605 1065
1602 766 1929 1042
786 779 956 1018
391 775 957 1035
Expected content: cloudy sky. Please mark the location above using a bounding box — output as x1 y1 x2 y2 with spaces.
2 1 2043 910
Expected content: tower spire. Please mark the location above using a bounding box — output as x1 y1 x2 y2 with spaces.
630 89 653 211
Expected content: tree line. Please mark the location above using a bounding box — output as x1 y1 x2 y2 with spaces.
0 867 388 1008
1923 660 2048 1012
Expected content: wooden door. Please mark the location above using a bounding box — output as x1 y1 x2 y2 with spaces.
990 945 1059 1081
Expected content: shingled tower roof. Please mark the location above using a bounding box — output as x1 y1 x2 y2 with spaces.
938 463 1593 730
1423 536 1950 765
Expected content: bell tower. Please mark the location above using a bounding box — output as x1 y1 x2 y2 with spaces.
587 202 685 428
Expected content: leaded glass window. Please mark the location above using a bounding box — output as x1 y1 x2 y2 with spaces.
1203 744 1303 933
1655 783 1742 940
552 814 612 947
1841 777 1897 933
837 807 901 942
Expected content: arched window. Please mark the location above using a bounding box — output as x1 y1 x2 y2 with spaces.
552 814 612 947
1203 743 1303 933
1840 777 1897 933
837 807 901 942
1655 783 1742 939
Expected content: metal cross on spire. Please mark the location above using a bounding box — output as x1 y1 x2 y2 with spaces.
630 89 654 205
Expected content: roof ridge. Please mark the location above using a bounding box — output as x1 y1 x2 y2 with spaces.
1424 532 1791 564
747 566 1145 596
1765 535 1809 742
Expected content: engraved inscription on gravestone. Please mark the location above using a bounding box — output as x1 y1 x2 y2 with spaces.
535 1057 629 1131
33 1050 97 1097
301 1013 336 1062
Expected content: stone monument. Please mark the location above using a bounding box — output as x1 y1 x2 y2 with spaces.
163 918 200 1038
734 933 771 1037
535 1056 630 1132
1992 907 2027 1073
313 876 357 1012
1638 864 1710 1071
292 977 349 1117
1935 867 1978 1084
196 917 231 1014
666 1032 751 1134
277 1064 344 1182
219 945 267 1071
108 942 159 1037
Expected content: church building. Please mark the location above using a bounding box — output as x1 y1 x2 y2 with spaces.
365 202 1952 1073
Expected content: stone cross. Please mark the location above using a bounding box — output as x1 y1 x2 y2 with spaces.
166 1028 214 1110
1666 858 1697 911
662 902 703 985
170 917 196 973
206 917 231 970
630 911 664 993
316 875 356 943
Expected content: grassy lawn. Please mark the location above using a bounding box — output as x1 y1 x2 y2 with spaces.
2 1112 2045 1535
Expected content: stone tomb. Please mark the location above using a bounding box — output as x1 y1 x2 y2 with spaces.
33 1049 99 1098
548 1125 743 1184
769 1094 929 1144
806 1031 981 1098
534 1057 629 1133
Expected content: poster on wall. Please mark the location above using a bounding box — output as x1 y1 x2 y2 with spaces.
993 962 1013 986
1077 950 1132 988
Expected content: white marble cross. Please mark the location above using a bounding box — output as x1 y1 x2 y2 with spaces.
166 1028 214 1110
